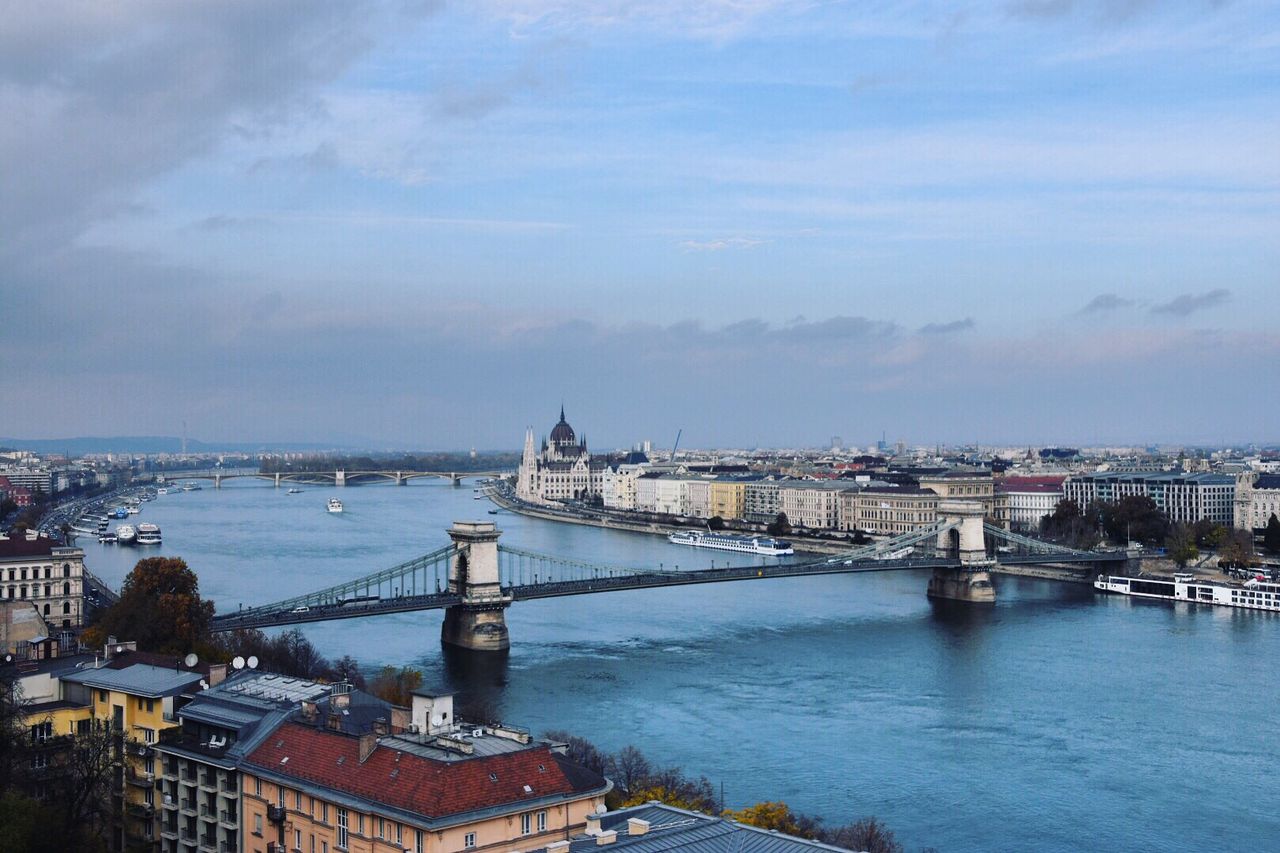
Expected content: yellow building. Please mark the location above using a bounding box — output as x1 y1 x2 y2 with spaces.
708 480 747 521
19 646 207 851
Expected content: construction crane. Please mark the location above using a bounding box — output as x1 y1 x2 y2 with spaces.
671 428 682 463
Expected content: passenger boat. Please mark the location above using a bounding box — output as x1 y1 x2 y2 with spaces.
667 530 794 556
1095 573 1280 612
116 524 137 545
327 498 344 513
98 532 118 544
287 487 302 494
112 507 129 519
136 523 162 545
156 488 168 495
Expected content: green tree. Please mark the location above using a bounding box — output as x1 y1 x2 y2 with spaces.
767 512 792 537
1265 513 1280 554
83 557 215 654
1166 523 1199 568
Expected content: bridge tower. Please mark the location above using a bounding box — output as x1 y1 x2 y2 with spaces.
440 521 512 652
928 500 996 603
335 470 346 487
274 472 281 488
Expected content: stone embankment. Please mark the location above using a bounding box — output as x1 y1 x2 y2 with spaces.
485 488 858 556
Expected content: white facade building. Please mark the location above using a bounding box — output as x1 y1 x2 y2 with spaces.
516 408 607 505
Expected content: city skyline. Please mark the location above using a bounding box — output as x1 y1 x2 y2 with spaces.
3 1 1277 447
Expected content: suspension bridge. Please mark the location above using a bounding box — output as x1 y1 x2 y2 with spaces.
210 500 1129 650
155 468 508 488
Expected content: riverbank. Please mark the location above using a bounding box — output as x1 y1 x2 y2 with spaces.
485 486 861 556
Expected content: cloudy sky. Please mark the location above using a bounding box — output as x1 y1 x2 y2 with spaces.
2 1 1277 450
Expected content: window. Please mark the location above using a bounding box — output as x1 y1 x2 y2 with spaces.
140 727 155 744
145 757 154 775
321 803 328 824
336 807 348 849
295 790 302 810
146 699 154 713
278 785 285 808
255 777 262 797
30 721 52 743
357 814 364 835
396 823 402 845
376 817 383 839
416 830 424 853
296 829 302 850
463 832 476 849
254 813 263 836
537 811 547 832
521 813 531 835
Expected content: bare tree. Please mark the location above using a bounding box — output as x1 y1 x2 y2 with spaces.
606 745 651 794
821 816 904 853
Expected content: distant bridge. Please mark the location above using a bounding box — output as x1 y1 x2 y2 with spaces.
155 468 509 488
211 502 1130 650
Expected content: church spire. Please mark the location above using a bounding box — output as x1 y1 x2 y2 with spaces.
560 403 566 423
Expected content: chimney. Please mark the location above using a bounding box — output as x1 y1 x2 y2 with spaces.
301 701 318 724
585 814 602 836
626 819 649 836
389 706 410 733
358 732 378 763
595 830 617 846
372 717 388 735
546 843 571 853
208 664 227 687
332 692 350 710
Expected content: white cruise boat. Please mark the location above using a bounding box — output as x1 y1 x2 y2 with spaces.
136 523 162 545
115 524 137 545
1095 573 1280 612
667 530 794 556
327 498 344 513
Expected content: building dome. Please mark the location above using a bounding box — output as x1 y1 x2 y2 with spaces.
550 406 577 447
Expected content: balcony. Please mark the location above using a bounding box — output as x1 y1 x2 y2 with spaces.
179 799 197 817
161 793 178 811
161 762 178 781
126 768 155 788
179 826 197 843
200 803 220 822
266 804 286 824
126 802 156 819
160 824 178 841
219 841 238 853
218 809 237 829
199 832 217 849
198 771 216 791
217 779 238 798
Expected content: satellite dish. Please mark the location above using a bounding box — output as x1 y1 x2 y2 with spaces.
247 655 259 669
184 653 199 668
232 656 246 670
115 645 123 653
199 679 209 690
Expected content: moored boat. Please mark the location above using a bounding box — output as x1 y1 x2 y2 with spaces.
136 523 162 545
1095 573 1280 612
667 530 794 556
116 524 137 545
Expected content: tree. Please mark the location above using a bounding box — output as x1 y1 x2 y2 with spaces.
543 730 608 776
1166 523 1199 568
1265 513 1280 554
368 666 423 706
821 816 904 853
1217 528 1255 567
723 802 810 837
605 746 651 795
767 512 792 537
331 655 367 690
83 557 215 654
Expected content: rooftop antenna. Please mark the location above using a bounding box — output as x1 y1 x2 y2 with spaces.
181 420 188 455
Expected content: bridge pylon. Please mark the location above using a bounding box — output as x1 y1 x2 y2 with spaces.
928 500 996 603
441 521 512 652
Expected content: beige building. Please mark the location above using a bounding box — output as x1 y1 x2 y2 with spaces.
777 481 851 530
840 487 939 536
917 472 1008 528
0 536 87 630
684 479 712 519
240 691 610 853
1235 473 1280 531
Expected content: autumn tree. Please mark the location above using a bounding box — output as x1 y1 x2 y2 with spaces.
723 802 812 837
83 557 215 654
1217 528 1255 567
368 666 423 706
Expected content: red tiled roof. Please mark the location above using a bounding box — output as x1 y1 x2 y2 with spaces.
0 537 56 558
997 476 1065 493
245 722 602 820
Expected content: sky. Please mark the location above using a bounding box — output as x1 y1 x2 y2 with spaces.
2 1 1278 450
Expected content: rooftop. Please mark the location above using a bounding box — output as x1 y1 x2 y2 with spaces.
61 661 205 698
532 803 859 853
244 721 609 826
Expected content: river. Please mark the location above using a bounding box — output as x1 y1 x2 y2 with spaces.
76 480 1279 852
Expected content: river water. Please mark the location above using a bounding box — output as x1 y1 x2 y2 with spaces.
78 481 1279 852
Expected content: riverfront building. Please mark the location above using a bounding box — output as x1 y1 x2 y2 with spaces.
1063 471 1235 526
517 408 608 505
997 477 1065 533
1235 473 1280 531
917 471 1008 528
0 536 87 630
840 486 939 536
240 689 611 853
777 481 851 530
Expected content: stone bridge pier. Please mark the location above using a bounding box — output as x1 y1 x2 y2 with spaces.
440 521 512 652
928 500 996 603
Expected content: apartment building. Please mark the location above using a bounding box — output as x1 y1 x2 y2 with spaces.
1235 473 1280 531
997 477 1065 533
0 536 88 630
708 480 747 521
840 487 939 536
1063 471 1235 526
743 480 783 525
777 481 851 530
239 690 610 853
